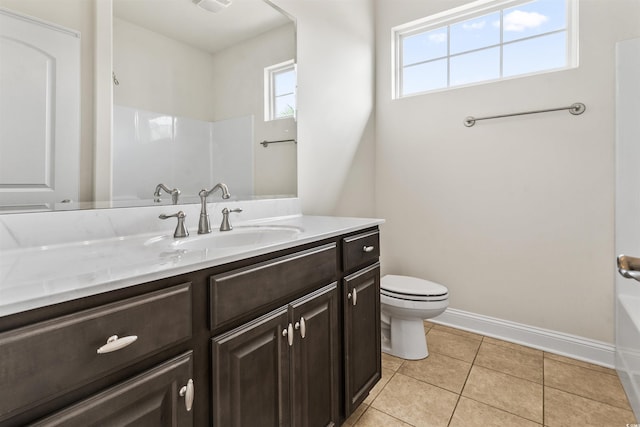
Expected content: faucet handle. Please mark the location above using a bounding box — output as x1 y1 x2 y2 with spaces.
220 208 242 232
222 208 243 214
159 211 189 238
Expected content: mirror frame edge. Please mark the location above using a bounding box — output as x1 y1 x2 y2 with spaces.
94 0 113 201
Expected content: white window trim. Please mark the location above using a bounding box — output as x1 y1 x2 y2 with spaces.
391 0 578 99
264 59 296 121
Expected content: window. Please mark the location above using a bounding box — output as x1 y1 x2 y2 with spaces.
264 60 296 121
393 0 577 98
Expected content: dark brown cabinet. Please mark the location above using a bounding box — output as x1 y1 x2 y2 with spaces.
1 225 381 427
31 352 195 427
0 283 192 425
212 283 340 427
211 309 291 426
291 284 340 427
343 263 381 416
208 243 337 332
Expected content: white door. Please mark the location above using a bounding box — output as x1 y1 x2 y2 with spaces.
0 8 80 211
615 37 640 418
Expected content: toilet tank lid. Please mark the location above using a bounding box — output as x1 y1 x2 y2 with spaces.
381 275 448 296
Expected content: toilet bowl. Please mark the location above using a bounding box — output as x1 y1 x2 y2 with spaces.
381 275 449 360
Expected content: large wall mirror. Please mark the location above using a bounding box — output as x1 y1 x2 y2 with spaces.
0 0 296 213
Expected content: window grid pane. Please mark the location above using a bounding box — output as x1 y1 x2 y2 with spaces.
402 59 448 96
274 69 295 96
265 61 296 121
450 11 501 55
402 28 448 66
503 31 567 77
450 46 500 86
394 0 572 98
502 0 567 43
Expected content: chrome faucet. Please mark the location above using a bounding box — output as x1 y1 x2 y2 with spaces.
220 207 243 231
154 184 180 205
198 183 230 234
159 211 189 238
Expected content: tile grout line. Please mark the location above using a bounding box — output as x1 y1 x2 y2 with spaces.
446 333 486 426
543 352 618 376
543 383 637 413
459 395 545 426
543 357 635 411
464 357 544 386
361 366 421 427
542 349 546 426
435 349 543 387
544 351 618 377
373 325 635 426
444 327 635 424
460 334 545 426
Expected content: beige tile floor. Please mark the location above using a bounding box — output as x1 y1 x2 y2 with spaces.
345 322 639 427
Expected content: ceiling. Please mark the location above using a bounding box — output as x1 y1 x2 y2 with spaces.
113 0 292 54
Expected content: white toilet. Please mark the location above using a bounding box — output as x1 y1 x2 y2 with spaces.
381 275 449 360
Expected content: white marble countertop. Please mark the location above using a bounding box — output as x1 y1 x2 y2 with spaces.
0 213 383 317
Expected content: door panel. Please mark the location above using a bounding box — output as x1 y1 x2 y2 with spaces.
343 264 381 416
212 309 290 427
0 9 80 210
31 352 194 427
615 37 640 418
290 283 339 427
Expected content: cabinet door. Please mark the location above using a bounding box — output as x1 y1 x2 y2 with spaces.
290 283 340 427
31 352 194 427
212 308 290 427
343 263 381 416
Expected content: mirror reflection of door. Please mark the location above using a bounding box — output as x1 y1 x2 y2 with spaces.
0 9 80 212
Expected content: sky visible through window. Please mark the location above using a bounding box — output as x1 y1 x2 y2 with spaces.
401 0 568 96
274 68 296 119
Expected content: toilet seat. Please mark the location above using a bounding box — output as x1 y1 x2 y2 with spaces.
381 289 448 302
381 275 448 301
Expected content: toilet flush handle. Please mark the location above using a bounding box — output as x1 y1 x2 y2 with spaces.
347 288 358 306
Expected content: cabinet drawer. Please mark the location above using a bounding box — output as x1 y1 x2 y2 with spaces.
209 243 336 330
343 230 379 272
0 283 192 422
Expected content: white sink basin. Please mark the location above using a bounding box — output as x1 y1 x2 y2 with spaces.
145 225 304 251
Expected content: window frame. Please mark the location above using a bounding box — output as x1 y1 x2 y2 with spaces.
264 59 296 121
392 0 578 99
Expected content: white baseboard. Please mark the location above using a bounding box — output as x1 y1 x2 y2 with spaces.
431 308 616 368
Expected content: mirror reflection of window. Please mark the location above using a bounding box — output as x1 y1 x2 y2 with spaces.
265 60 296 121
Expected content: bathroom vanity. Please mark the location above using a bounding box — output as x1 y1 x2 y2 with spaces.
0 207 382 426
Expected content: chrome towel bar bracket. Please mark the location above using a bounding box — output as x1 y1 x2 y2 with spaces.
464 102 586 127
